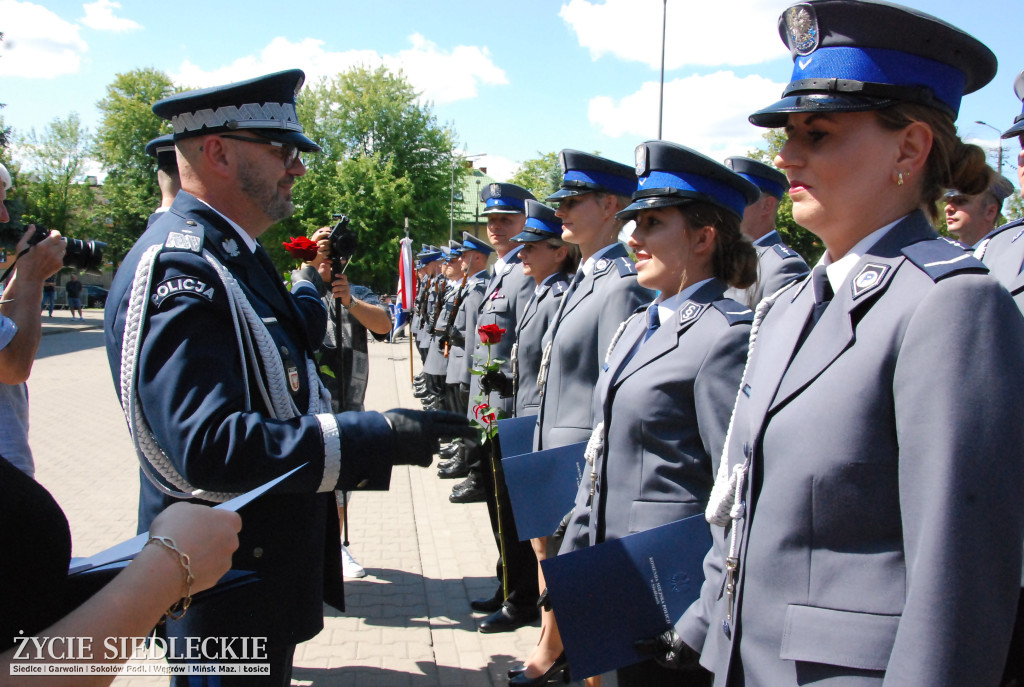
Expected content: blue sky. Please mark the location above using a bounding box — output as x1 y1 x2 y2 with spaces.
1 0 1021 184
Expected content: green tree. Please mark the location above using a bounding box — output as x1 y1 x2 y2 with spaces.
274 66 458 291
1004 190 1024 223
14 113 97 241
93 68 177 264
746 129 823 263
510 152 561 202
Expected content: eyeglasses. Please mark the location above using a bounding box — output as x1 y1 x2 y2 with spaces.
220 134 302 168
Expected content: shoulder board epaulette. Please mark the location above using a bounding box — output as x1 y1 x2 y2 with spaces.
163 221 205 253
772 243 800 260
550 281 568 297
614 256 638 277
982 217 1024 244
711 299 754 326
471 279 488 294
902 238 988 282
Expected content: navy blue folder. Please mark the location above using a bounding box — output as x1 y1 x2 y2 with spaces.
502 441 587 540
496 415 538 459
541 514 713 679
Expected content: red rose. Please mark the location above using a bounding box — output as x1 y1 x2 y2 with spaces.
478 324 506 345
481 411 497 424
283 236 319 261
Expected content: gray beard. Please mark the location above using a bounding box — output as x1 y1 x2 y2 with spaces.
238 165 294 223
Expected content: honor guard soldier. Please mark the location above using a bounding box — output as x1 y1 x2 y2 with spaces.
104 69 472 685
412 247 443 372
723 156 809 307
145 134 181 227
943 172 1015 249
676 4 1024 686
978 68 1024 687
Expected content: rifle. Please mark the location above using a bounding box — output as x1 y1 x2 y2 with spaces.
441 269 470 357
414 275 430 324
429 276 448 334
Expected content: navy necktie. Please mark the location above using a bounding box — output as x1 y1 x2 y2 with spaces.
810 265 833 326
643 305 661 342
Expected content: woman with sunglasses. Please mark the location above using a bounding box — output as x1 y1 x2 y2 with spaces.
676 2 1024 685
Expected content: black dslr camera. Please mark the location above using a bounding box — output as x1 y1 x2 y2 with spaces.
27 225 106 275
327 214 357 276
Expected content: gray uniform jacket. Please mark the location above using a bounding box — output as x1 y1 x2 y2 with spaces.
416 275 442 349
559 279 751 554
977 217 1024 311
467 249 535 417
681 212 1024 687
447 270 489 386
422 280 454 377
535 243 654 450
726 231 809 309
513 273 569 418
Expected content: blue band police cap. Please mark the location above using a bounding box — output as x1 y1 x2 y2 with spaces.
420 250 443 265
153 69 321 153
480 182 535 215
460 232 494 255
145 134 177 170
512 200 564 243
1002 71 1024 139
724 157 789 199
546 150 636 201
619 142 760 221
447 240 464 258
749 0 997 128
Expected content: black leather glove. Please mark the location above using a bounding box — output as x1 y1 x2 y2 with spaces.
479 370 512 397
436 334 450 353
383 409 477 467
633 628 701 670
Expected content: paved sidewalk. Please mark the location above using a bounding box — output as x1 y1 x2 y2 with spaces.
28 311 546 686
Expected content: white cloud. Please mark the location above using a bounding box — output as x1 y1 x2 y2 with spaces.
473 154 520 182
171 34 507 105
0 0 88 78
588 70 787 159
80 0 141 32
560 0 787 69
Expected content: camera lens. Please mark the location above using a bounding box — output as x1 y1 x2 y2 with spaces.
63 238 106 275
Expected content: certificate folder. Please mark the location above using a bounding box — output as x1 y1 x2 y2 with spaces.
496 415 537 459
501 442 587 541
541 514 712 679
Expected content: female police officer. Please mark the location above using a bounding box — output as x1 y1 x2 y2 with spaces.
676 2 1024 685
557 141 758 687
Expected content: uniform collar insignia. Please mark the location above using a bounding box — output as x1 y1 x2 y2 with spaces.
222 238 240 257
678 301 704 324
594 258 610 274
850 262 890 300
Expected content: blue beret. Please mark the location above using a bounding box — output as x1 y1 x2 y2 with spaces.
619 141 760 221
480 182 535 215
750 0 996 128
460 231 494 255
547 150 636 201
145 134 177 170
153 69 321 152
724 157 789 199
512 200 563 243
1002 71 1024 139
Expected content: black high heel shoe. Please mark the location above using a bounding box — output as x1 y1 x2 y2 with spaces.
507 662 526 679
508 653 569 686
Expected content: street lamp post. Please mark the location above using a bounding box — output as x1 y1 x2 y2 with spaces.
976 120 1006 177
475 179 481 236
658 0 667 140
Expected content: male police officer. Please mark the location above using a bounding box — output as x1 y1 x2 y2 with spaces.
723 156 809 308
944 172 1015 249
104 70 471 685
145 134 181 227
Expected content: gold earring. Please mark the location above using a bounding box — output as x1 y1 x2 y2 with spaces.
897 171 904 186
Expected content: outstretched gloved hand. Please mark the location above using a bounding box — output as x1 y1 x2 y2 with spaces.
383 409 477 467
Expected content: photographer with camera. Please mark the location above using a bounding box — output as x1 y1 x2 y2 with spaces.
0 162 67 478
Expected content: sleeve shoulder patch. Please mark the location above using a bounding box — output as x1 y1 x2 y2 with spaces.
711 299 754 325
902 238 988 282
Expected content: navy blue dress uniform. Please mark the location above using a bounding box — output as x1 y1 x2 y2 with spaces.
723 157 809 308
105 70 469 684
415 249 443 358
422 249 458 395
535 152 654 451
677 6 1024 686
511 201 570 419
145 134 176 228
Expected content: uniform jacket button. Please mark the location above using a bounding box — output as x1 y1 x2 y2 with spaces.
253 546 264 558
